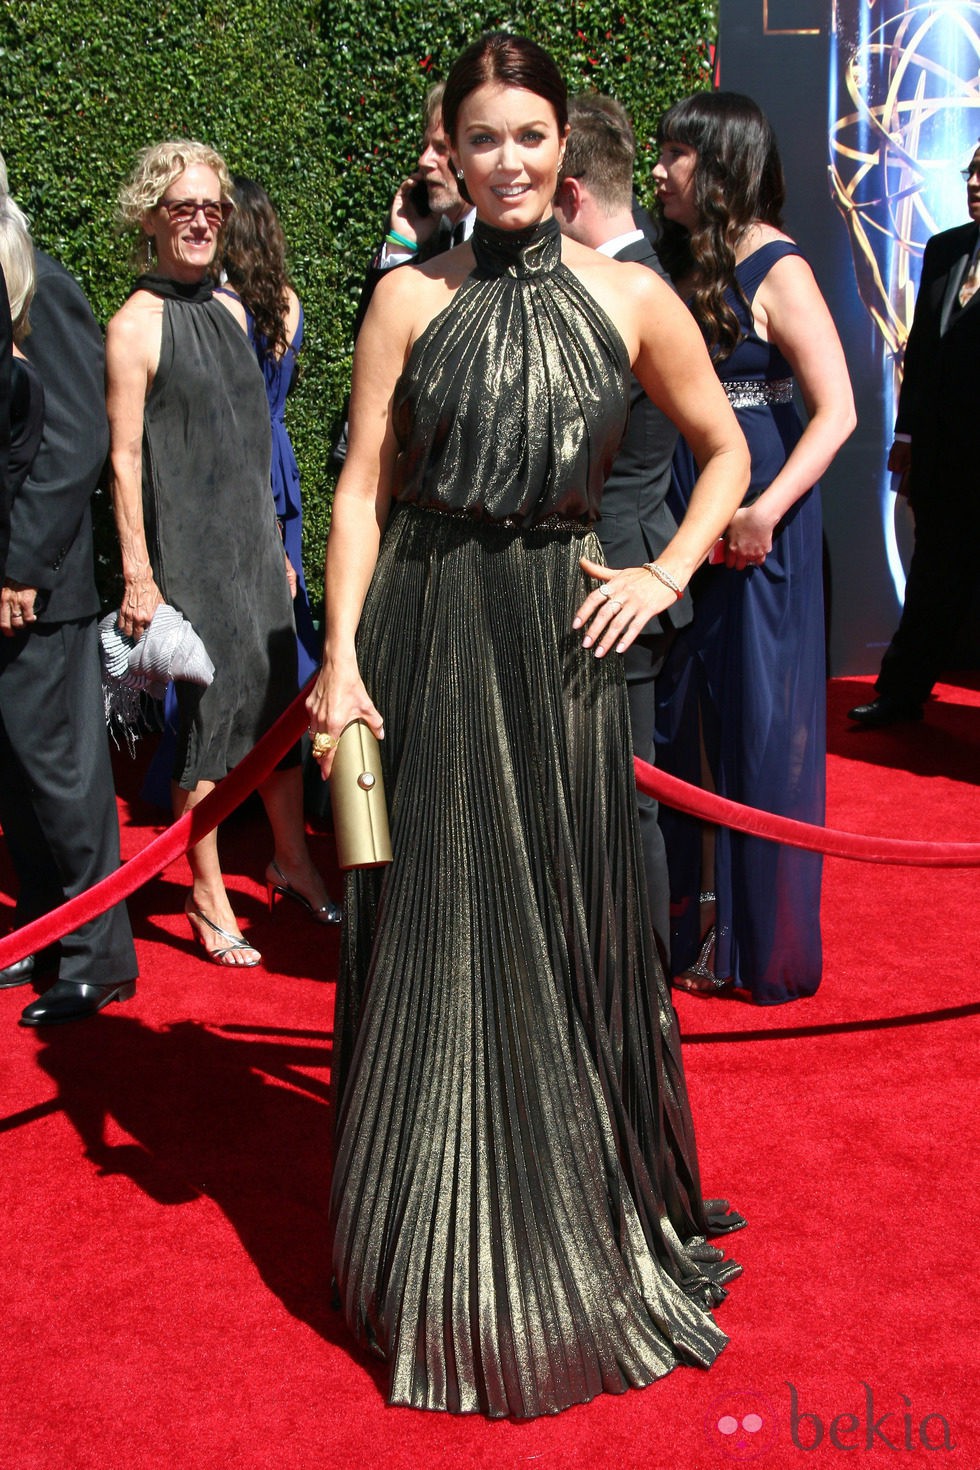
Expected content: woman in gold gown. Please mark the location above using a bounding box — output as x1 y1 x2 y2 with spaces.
307 34 752 1418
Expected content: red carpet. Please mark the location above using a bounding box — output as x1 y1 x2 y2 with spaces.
1 676 978 1468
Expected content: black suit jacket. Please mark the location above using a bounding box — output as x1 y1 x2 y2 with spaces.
595 236 692 633
0 269 12 582
896 219 980 507
7 251 108 622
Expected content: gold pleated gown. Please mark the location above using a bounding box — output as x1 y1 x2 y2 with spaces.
330 218 743 1419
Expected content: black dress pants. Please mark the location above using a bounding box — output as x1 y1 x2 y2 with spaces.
622 627 674 968
0 616 136 984
877 491 980 706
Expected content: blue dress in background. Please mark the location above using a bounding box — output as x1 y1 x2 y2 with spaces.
656 241 826 1005
243 299 320 685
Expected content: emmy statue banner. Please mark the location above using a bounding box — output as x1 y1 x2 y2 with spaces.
718 0 980 675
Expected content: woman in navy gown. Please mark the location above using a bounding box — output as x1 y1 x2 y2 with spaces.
653 93 855 1005
220 176 319 685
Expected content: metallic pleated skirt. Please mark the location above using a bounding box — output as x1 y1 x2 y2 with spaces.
331 503 741 1418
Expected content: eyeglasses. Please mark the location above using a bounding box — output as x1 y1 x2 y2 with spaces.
159 198 233 228
960 164 980 181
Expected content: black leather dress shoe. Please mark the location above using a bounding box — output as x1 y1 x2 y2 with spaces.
19 978 136 1027
847 696 923 728
0 954 35 989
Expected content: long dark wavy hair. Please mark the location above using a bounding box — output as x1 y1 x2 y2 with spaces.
220 175 293 361
655 92 785 361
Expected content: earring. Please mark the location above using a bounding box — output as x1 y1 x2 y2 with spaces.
144 235 153 267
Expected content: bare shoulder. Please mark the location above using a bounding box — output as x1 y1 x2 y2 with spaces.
736 221 799 259
755 222 795 247
367 250 470 354
106 290 163 364
755 236 821 296
751 230 836 347
213 288 248 332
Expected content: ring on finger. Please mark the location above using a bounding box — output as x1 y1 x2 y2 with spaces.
598 586 611 599
608 598 623 610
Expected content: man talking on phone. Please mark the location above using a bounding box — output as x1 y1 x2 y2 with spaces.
352 83 476 335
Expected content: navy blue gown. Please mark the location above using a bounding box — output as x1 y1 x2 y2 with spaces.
656 241 825 1005
242 298 319 685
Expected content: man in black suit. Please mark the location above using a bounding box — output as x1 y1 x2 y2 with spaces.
554 97 693 959
0 266 11 580
0 165 137 1023
850 143 980 726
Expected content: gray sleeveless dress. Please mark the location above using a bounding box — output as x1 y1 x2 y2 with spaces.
330 220 743 1419
137 280 299 787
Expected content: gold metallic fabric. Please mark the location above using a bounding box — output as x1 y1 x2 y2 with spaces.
391 219 629 527
330 218 743 1419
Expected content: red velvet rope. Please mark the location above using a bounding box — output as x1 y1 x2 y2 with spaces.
0 685 311 971
1 688 979 972
633 756 980 867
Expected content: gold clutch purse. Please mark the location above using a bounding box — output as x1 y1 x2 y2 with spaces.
330 720 393 870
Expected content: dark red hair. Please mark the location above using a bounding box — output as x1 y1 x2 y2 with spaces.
442 32 568 142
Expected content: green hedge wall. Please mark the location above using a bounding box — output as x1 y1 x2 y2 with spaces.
1 0 713 609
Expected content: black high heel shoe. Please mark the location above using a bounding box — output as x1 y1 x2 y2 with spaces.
265 860 342 925
672 891 733 996
672 925 732 995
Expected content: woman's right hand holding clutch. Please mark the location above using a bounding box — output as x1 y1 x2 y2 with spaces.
305 653 384 779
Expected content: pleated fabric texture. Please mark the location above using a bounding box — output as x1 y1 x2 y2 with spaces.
390 219 630 528
330 219 743 1419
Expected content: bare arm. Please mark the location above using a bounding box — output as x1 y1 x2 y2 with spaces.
284 286 302 349
305 269 418 773
574 266 751 656
724 252 856 567
106 300 164 638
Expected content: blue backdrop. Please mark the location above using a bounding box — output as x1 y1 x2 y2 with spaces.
718 0 980 675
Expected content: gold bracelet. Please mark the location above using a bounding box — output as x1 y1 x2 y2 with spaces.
642 561 684 601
